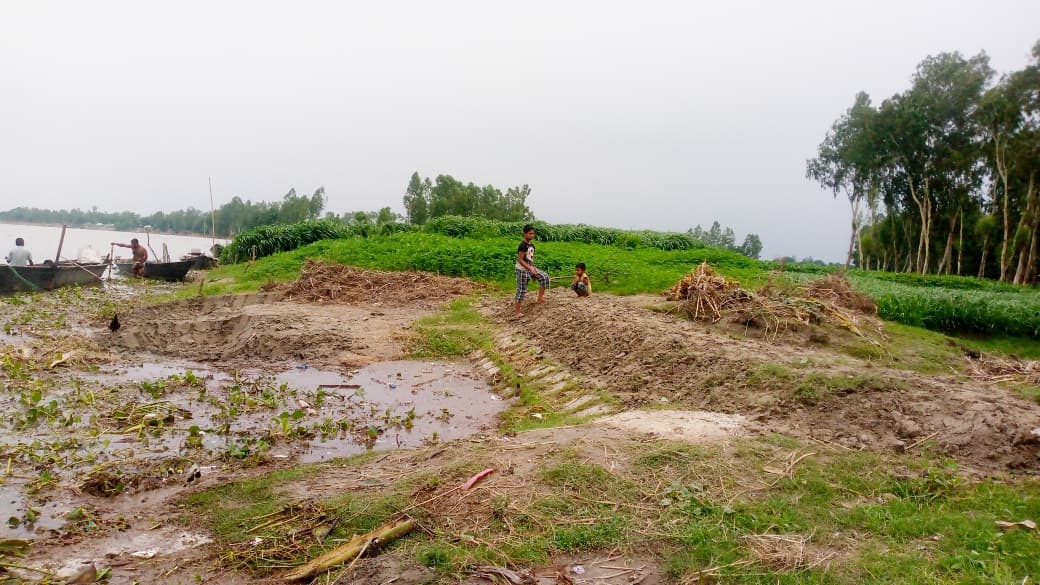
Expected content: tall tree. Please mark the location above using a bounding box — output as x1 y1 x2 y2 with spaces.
807 91 878 269
739 234 763 259
406 171 534 222
403 172 430 224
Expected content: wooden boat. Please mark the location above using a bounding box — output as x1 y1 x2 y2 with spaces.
1 262 108 294
114 259 195 281
181 252 218 270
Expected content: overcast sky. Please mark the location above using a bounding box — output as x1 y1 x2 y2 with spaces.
2 1 1038 260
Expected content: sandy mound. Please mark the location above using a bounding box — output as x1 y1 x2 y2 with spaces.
482 294 1040 473
107 293 423 366
107 263 478 367
108 294 354 363
283 260 478 307
597 410 747 442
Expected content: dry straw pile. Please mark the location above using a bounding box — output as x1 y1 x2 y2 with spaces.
666 261 749 322
284 260 477 306
667 263 884 341
968 356 1040 385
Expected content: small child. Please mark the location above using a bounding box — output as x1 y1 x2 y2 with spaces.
571 262 592 297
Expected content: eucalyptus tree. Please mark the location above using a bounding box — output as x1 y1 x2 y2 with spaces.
807 91 878 269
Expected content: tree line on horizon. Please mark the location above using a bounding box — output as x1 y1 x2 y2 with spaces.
808 40 1040 284
401 171 764 258
1 172 766 259
0 188 329 238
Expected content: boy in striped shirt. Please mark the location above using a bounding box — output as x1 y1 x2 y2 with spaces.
514 225 550 317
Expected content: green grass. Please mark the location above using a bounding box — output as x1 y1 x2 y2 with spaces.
638 441 1040 584
749 362 796 386
882 323 967 373
410 298 492 358
184 465 315 543
793 372 900 405
186 434 1040 584
957 335 1040 360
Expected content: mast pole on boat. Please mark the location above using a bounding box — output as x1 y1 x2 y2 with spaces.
55 224 67 264
209 176 216 248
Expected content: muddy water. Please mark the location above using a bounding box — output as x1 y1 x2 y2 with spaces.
103 359 503 461
273 361 504 462
0 357 502 538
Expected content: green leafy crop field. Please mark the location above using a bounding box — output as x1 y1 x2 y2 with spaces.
211 226 1040 341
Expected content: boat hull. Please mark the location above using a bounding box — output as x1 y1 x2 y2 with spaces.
0 263 108 294
182 254 218 270
114 259 194 281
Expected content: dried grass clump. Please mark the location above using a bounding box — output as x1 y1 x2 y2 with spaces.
284 260 478 307
805 274 877 314
0 338 111 372
967 356 1040 385
742 532 836 571
219 501 336 574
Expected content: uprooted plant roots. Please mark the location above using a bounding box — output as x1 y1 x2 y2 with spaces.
667 263 885 342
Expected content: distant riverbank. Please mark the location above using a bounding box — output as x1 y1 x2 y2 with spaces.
0 220 220 240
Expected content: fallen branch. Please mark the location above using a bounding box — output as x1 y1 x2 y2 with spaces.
283 518 415 582
472 565 536 585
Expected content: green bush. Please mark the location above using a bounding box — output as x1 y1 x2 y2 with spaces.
219 220 353 263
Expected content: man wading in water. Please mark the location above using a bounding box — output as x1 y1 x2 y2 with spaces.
112 238 148 277
514 224 550 317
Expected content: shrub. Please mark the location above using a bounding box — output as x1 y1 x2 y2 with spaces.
421 216 707 251
219 220 353 263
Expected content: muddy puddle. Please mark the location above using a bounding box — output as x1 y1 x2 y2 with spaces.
0 357 503 539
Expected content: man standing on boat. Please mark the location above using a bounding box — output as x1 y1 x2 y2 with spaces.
5 238 34 266
112 238 148 277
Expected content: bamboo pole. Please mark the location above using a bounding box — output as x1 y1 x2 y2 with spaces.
209 176 217 248
283 518 414 582
145 228 159 263
56 257 106 283
54 224 67 264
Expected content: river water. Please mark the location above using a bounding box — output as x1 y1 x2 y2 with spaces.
0 222 226 263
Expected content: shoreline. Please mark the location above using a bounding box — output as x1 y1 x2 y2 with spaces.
0 220 226 241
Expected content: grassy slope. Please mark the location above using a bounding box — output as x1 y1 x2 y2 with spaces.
199 232 763 296
199 231 1040 347
188 434 1040 584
